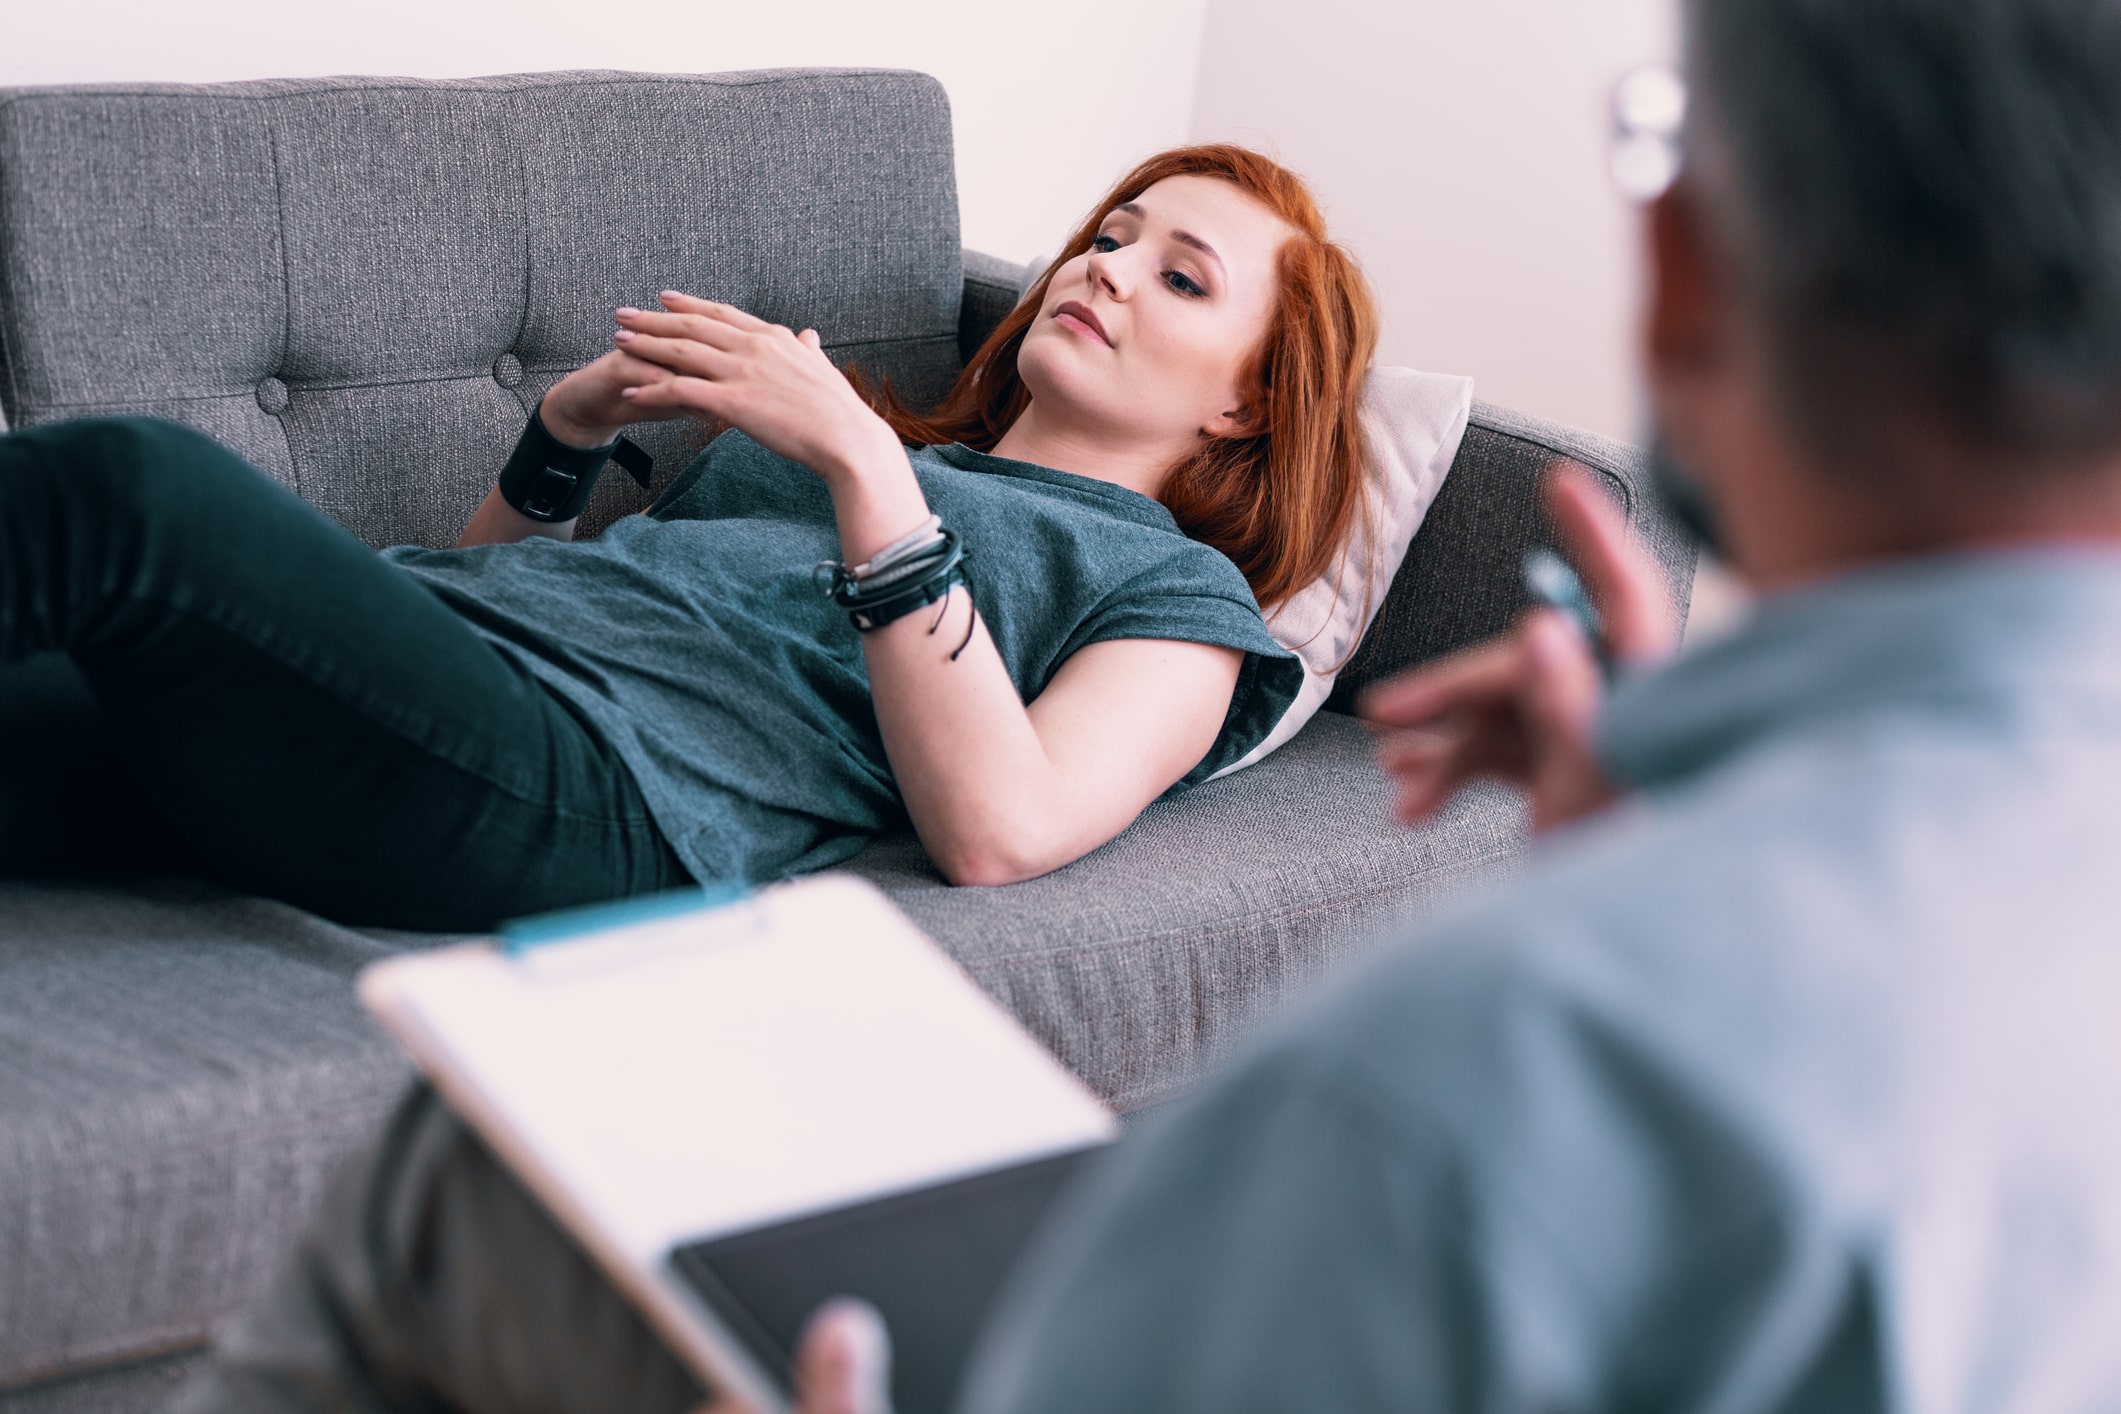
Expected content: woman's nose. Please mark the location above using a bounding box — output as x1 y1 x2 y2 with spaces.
1085 247 1131 300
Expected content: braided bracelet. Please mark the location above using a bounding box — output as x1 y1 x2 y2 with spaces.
817 527 979 657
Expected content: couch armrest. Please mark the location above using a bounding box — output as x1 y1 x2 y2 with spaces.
960 249 1033 364
1325 400 1699 710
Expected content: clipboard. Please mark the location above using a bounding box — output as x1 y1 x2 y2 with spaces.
357 873 1118 1413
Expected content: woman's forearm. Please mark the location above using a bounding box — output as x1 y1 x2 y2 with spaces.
457 487 577 548
821 436 1070 885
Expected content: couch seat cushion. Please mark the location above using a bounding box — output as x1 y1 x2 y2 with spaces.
0 710 1524 1390
848 709 1527 1110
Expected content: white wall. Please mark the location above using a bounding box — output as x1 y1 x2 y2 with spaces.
0 0 1210 265
11 0 1675 438
1190 0 1676 440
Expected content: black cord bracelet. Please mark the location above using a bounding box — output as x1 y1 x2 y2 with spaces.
819 530 972 632
497 401 654 523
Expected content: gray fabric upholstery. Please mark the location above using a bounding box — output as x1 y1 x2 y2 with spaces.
0 713 1525 1395
0 67 1694 1410
958 248 1030 364
0 69 963 550
852 714 1527 1113
0 883 422 1389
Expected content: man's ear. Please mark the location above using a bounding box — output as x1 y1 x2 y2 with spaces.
1646 179 1725 377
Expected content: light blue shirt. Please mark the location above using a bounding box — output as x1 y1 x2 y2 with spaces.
961 551 2121 1412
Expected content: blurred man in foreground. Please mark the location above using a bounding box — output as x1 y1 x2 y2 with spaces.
184 0 2121 1408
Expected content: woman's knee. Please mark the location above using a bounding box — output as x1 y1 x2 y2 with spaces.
4 416 285 544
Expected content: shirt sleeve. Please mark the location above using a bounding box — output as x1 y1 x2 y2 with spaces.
1059 573 1306 788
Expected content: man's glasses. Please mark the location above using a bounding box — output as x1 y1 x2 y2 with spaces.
1610 65 1687 202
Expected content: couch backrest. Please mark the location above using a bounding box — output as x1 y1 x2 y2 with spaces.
0 69 964 548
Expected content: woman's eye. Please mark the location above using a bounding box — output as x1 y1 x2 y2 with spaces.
1164 270 1206 298
1090 233 1120 253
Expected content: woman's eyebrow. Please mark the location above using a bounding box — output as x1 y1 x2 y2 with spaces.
1112 202 1226 280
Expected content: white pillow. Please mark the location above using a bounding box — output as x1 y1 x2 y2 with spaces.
1209 366 1475 780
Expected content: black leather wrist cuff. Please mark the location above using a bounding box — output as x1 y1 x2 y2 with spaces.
497 403 654 523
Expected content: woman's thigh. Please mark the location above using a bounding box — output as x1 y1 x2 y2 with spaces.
0 416 689 929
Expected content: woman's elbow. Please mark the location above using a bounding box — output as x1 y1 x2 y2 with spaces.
929 826 1068 888
933 846 1042 889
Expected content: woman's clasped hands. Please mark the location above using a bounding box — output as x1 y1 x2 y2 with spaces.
536 291 902 486
618 292 901 484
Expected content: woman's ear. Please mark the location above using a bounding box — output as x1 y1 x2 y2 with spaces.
1204 398 1266 439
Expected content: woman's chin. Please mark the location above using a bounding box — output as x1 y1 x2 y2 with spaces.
1016 338 1117 421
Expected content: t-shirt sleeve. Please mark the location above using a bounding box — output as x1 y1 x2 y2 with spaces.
1059 559 1305 789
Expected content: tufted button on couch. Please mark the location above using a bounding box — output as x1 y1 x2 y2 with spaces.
0 68 1695 1409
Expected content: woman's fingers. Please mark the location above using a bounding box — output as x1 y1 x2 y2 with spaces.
620 374 727 418
614 329 737 380
658 290 775 332
618 307 749 350
1542 465 1678 663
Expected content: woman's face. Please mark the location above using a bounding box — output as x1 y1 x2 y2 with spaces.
1016 174 1293 453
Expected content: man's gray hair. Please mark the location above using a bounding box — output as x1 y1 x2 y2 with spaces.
1686 0 2121 475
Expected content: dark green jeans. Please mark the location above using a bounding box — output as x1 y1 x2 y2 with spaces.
0 416 690 930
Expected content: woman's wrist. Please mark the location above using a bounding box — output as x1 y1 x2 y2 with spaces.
537 390 623 451
825 433 937 564
815 414 912 490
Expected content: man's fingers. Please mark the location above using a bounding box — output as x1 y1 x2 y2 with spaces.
1519 610 1623 830
1542 466 1678 662
794 1300 893 1414
1357 639 1528 728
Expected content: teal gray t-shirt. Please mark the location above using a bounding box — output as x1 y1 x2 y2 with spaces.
384 433 1302 886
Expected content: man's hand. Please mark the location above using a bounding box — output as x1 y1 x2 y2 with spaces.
696 1300 894 1414
1359 466 1679 834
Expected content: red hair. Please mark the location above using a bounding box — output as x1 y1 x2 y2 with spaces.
863 145 1379 610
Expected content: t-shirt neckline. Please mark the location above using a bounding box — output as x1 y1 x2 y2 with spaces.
925 443 1179 531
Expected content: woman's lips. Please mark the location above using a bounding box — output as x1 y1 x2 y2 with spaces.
1054 301 1112 347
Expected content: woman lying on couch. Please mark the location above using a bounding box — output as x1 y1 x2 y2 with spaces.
0 144 1373 931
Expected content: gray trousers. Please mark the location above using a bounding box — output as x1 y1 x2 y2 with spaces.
174 1084 707 1414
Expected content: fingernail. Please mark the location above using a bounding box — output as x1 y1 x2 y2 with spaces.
620 387 638 398
614 329 635 341
616 307 640 317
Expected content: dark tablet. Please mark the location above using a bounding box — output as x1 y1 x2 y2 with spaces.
669 1145 1100 1414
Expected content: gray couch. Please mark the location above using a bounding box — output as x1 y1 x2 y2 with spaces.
0 69 1695 1411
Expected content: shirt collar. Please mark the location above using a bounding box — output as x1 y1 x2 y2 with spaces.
1598 548 2121 790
